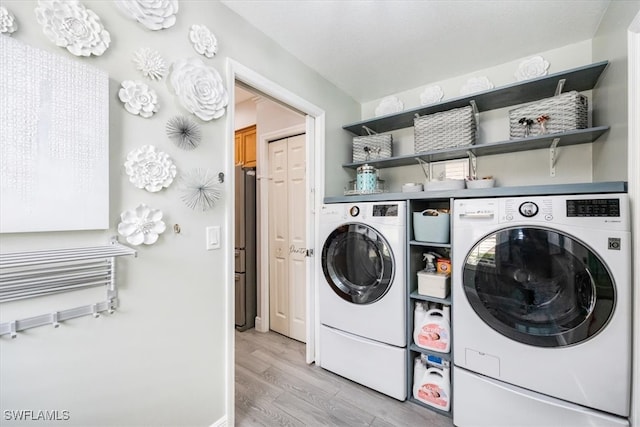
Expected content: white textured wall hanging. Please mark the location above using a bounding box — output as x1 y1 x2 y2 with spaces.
132 47 167 81
460 76 494 95
166 115 202 150
118 80 159 118
114 0 178 31
117 204 166 245
180 169 222 211
35 0 111 57
0 6 18 35
0 36 109 233
419 85 444 106
374 96 404 117
189 24 218 58
170 57 228 121
515 56 550 81
124 145 177 192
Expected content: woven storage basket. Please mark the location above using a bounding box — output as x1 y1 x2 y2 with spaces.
414 105 476 153
352 133 392 162
509 91 588 139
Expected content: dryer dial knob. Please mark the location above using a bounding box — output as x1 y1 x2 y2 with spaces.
349 206 360 217
519 201 539 218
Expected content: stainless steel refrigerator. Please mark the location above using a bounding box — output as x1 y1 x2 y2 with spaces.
235 165 256 331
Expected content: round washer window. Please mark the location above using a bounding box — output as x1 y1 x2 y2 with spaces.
462 226 615 347
321 223 394 305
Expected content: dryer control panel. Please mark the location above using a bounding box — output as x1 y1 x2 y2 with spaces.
494 194 629 230
566 198 620 217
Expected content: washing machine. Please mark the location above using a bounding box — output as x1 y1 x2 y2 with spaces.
318 201 407 400
451 193 631 427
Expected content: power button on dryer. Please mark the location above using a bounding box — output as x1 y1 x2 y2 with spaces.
349 206 360 217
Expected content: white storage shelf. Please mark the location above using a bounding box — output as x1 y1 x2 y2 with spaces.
341 61 609 175
407 199 453 417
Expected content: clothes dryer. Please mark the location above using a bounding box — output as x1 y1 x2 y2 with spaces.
318 202 407 400
452 194 631 427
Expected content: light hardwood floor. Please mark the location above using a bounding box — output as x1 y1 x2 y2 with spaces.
235 329 455 426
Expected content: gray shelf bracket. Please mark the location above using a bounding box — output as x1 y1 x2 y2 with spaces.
415 157 430 181
549 138 560 177
467 151 477 179
51 312 60 328
555 79 566 96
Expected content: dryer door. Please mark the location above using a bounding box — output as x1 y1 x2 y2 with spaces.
462 226 615 347
321 223 395 305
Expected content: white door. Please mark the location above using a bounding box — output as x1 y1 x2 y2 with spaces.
268 134 306 342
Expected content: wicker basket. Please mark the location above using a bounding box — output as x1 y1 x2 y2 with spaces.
509 91 588 139
414 105 476 153
352 132 392 162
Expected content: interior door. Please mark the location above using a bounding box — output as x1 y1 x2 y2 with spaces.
268 134 306 342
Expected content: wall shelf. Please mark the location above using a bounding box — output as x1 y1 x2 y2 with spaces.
410 241 451 249
410 343 452 361
343 126 609 169
0 241 137 337
343 61 608 136
410 290 451 306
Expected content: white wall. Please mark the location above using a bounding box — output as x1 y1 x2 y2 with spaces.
234 98 257 130
0 2 358 425
591 1 640 182
358 41 597 192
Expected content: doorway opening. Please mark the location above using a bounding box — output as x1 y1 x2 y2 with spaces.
233 83 307 341
225 59 325 425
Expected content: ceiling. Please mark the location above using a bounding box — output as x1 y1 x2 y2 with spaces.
222 0 612 104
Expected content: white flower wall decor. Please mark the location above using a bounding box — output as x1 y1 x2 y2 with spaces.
180 169 222 211
515 56 550 81
118 80 159 118
117 203 166 246
0 6 18 35
460 76 494 95
374 96 404 117
419 85 444 106
189 24 218 58
114 0 178 31
166 115 202 150
124 145 177 192
132 47 167 81
34 0 111 57
170 58 228 121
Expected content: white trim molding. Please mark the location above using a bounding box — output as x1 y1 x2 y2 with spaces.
209 415 227 427
629 10 640 427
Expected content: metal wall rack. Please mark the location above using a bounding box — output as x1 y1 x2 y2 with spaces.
0 240 137 338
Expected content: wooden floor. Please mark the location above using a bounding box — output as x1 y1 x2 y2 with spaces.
235 328 455 426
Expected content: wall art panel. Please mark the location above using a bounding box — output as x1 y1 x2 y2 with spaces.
0 36 109 233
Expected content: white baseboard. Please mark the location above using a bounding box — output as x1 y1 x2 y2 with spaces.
255 316 268 332
210 415 227 427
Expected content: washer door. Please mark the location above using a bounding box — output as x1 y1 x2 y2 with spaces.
462 226 615 347
321 223 394 305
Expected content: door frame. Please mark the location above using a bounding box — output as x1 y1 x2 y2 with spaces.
225 59 325 425
255 124 307 334
628 11 639 427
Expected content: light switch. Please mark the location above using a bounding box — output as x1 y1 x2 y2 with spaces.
206 226 221 250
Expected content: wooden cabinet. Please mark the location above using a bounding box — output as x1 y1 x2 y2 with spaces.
235 125 257 168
